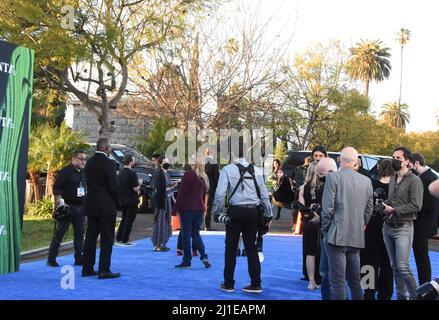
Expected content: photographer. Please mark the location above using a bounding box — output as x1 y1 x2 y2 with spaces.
48 150 87 267
212 152 272 293
382 147 423 300
360 159 394 300
410 153 438 286
298 162 323 290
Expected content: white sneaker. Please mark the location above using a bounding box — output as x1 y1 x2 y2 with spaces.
124 241 136 247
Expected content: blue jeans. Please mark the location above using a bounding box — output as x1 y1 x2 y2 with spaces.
327 243 364 300
382 221 418 300
179 211 207 265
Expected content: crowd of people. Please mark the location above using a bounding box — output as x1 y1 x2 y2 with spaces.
46 138 439 299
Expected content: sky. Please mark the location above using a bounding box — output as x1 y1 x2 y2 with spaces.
215 0 439 132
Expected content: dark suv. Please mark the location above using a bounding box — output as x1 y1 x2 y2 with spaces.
282 150 391 180
87 144 185 212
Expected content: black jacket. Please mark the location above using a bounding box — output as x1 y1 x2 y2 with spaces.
205 161 219 195
414 168 439 238
83 152 120 216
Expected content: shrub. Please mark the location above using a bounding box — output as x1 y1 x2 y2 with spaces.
25 198 54 219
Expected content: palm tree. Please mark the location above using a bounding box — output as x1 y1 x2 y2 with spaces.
380 101 410 129
396 28 411 105
347 39 392 97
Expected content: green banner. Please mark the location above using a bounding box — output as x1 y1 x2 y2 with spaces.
0 41 34 274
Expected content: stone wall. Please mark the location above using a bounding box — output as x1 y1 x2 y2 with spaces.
67 101 149 147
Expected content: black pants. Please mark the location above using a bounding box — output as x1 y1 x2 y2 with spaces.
413 235 431 285
205 193 215 229
116 203 138 243
224 206 261 287
48 205 85 261
83 214 116 274
360 216 393 300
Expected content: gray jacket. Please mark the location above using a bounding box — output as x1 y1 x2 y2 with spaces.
321 168 373 248
387 170 423 222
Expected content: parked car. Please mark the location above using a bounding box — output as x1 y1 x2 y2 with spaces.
283 150 439 180
282 150 391 180
86 143 185 212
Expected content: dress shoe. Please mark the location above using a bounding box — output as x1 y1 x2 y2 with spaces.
82 270 98 277
242 284 263 293
175 262 191 268
220 283 235 292
98 272 121 279
47 259 59 267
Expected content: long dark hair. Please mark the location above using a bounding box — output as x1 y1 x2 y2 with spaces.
311 145 328 158
272 159 281 173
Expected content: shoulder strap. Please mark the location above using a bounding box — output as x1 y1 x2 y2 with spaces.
235 163 262 201
225 165 246 207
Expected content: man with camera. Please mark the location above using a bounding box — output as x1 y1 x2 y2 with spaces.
382 147 423 300
212 152 272 293
409 153 438 286
47 150 87 267
321 147 373 300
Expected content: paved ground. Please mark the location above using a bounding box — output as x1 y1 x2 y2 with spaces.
20 207 439 263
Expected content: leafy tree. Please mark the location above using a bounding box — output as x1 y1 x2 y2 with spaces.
380 101 410 130
0 0 215 140
274 141 287 161
278 41 362 149
346 39 391 97
136 118 177 158
28 123 89 199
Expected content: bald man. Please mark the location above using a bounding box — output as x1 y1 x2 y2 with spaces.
321 147 373 300
430 180 439 199
315 157 338 300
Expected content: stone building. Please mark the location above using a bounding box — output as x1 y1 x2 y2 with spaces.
65 100 150 147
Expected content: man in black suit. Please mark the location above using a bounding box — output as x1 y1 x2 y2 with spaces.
411 152 439 285
82 138 121 279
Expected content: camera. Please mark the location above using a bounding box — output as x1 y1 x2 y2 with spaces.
214 213 231 224
292 201 320 222
53 205 70 220
416 278 439 300
373 188 394 215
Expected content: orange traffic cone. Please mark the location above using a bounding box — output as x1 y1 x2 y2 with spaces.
293 211 302 235
172 215 181 231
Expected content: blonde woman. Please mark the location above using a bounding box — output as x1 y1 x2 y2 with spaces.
173 154 212 269
299 162 324 290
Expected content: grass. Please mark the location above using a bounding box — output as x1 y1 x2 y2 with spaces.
21 215 74 252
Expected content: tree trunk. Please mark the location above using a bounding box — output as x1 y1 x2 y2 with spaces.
365 80 370 97
29 171 41 203
98 105 113 142
399 46 404 105
45 171 56 200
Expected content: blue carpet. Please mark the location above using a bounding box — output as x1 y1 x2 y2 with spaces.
0 233 438 300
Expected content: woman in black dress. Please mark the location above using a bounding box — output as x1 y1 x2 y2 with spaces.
360 159 394 300
298 162 323 290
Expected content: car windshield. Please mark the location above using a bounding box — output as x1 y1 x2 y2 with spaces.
114 148 151 166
